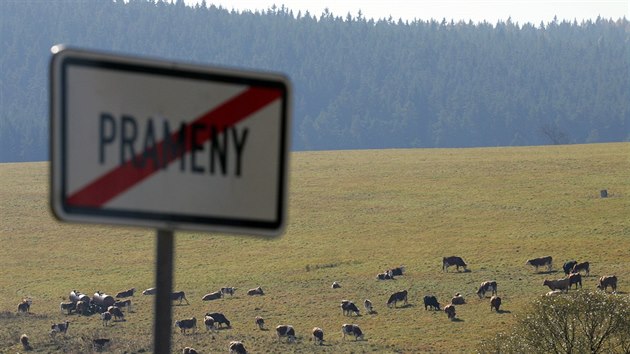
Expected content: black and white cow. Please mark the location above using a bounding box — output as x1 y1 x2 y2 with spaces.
202 291 223 301
114 299 133 312
341 323 364 340
341 300 360 316
142 287 156 295
101 311 112 326
229 340 247 354
331 281 341 289
423 295 440 310
50 321 70 336
205 312 231 328
388 266 405 277
312 327 324 345
444 304 456 319
364 299 374 314
60 301 76 315
477 280 498 298
276 325 296 342
204 315 215 331
107 306 125 321
115 288 135 298
490 295 502 312
443 256 467 272
387 290 408 308
174 317 197 334
376 272 395 280
17 298 31 313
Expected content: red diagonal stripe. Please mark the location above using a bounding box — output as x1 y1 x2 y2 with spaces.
66 86 282 208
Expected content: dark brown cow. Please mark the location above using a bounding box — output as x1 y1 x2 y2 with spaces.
443 256 467 272
571 261 590 276
17 299 31 313
526 256 553 272
341 323 364 340
597 275 617 293
115 288 135 298
387 290 408 308
568 273 582 289
20 334 32 351
255 316 265 330
341 300 360 316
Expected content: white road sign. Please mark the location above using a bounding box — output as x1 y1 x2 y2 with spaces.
50 46 291 235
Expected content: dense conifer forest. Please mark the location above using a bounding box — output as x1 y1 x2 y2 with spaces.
1 0 628 162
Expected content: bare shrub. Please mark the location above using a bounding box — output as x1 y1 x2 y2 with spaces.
478 290 630 354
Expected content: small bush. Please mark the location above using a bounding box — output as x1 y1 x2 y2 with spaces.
478 290 630 354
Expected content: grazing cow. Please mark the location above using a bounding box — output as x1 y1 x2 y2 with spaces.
221 287 236 296
202 291 223 301
17 299 31 313
597 275 618 293
107 306 125 321
572 261 590 276
171 291 189 305
543 278 570 293
387 290 408 308
50 321 70 336
229 340 247 354
341 323 364 340
182 347 198 354
568 273 582 289
364 299 374 314
443 256 467 272
205 312 231 328
388 266 405 277
331 281 341 289
563 260 578 275
101 311 112 326
424 295 440 310
444 304 456 320
115 288 135 298
451 293 465 305
142 287 156 295
204 315 215 331
341 300 360 316
312 327 324 345
477 280 498 299
20 334 32 350
247 287 264 296
490 296 502 312
60 301 76 315
174 317 197 334
526 256 553 272
376 272 395 280
276 325 296 343
114 299 132 312
255 316 265 330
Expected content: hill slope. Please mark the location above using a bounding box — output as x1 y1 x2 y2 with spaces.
0 143 628 352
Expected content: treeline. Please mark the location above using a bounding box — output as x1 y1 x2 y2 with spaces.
1 0 628 162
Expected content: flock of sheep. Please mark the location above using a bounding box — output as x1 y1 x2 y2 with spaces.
12 254 619 353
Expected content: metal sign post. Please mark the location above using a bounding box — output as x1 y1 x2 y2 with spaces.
50 46 291 353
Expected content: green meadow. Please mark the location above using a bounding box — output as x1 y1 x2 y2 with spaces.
0 143 628 353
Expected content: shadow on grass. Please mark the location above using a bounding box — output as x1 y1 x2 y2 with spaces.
496 309 511 314
536 270 559 275
451 318 465 322
392 304 415 309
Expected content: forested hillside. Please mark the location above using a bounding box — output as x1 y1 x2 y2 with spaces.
1 0 628 162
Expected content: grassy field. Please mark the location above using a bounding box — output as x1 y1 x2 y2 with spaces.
0 143 628 353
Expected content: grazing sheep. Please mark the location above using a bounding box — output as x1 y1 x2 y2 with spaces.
364 299 374 314
490 296 502 312
20 334 32 351
255 316 265 330
229 340 247 354
312 327 324 345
